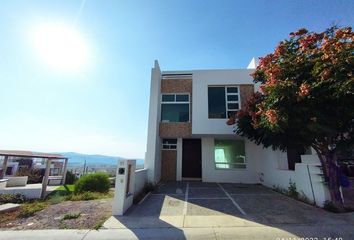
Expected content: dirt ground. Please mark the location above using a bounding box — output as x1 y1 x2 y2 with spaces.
0 199 113 230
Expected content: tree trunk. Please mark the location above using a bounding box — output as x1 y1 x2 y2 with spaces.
314 147 344 209
325 151 344 208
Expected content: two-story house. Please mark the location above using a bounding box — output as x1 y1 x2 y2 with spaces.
144 59 329 206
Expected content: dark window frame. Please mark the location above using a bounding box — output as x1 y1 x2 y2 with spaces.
161 93 190 123
208 86 241 119
162 138 178 150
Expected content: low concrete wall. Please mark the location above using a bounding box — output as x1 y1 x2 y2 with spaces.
134 168 147 197
0 179 8 189
261 153 330 207
294 156 330 207
0 187 41 199
5 176 28 187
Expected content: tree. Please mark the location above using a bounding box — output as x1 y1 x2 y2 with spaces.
235 26 354 208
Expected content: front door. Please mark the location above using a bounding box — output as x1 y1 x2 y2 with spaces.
182 139 202 178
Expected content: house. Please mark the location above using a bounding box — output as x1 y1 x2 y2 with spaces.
145 59 330 206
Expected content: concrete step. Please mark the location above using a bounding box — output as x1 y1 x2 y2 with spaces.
0 203 21 213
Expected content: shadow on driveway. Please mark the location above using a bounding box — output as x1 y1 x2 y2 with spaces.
104 181 354 239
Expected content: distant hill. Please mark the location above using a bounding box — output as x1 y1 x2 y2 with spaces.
57 152 144 167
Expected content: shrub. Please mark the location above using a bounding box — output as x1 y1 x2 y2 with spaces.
288 180 299 198
16 167 43 184
67 192 98 201
65 171 78 184
74 173 110 193
46 184 74 204
323 201 342 213
63 212 81 220
66 191 113 201
20 201 47 217
0 193 27 204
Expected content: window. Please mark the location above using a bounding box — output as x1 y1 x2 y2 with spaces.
208 86 240 118
161 94 189 122
214 139 246 169
162 139 177 150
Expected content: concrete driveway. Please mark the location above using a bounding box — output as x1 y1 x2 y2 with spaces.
102 181 354 238
1 182 353 240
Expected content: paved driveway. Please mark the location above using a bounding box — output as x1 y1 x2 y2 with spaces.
103 181 354 238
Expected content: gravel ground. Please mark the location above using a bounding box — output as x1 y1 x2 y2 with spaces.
0 199 113 230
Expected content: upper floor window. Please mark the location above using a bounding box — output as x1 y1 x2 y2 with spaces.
208 86 240 119
161 94 190 122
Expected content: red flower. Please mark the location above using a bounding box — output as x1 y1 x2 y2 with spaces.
298 83 311 97
226 117 236 125
265 109 278 125
320 68 331 80
274 43 285 57
258 54 274 69
294 28 308 36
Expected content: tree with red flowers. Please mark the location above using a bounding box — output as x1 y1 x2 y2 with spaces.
236 26 354 209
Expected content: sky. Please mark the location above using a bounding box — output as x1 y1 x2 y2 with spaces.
0 0 353 159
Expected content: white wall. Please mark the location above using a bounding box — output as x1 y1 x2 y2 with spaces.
145 60 162 184
258 146 296 190
0 187 41 199
294 156 330 207
201 137 260 183
134 168 147 197
192 69 255 135
259 147 330 207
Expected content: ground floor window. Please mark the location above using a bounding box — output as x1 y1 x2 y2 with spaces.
214 139 246 169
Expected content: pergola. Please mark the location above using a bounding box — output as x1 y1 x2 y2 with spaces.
0 150 68 198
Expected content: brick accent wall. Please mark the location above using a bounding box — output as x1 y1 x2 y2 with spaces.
240 85 254 110
161 79 192 93
159 123 192 138
161 150 177 181
160 78 193 138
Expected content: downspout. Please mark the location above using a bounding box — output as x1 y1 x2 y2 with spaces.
307 164 316 205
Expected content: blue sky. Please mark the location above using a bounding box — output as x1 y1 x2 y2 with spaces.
0 0 353 158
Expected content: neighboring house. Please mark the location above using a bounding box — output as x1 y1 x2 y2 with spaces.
145 59 330 206
0 156 33 177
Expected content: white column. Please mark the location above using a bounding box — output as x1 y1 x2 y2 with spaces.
145 60 162 184
112 160 136 216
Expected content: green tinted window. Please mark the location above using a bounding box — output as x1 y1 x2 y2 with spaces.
161 104 189 122
214 140 246 169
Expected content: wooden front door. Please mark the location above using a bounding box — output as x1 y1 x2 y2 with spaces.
182 139 202 178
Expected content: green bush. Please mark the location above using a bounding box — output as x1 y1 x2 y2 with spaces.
67 191 99 201
288 180 299 198
0 193 27 204
20 201 48 217
74 172 110 193
63 212 81 220
16 167 42 184
65 171 78 184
